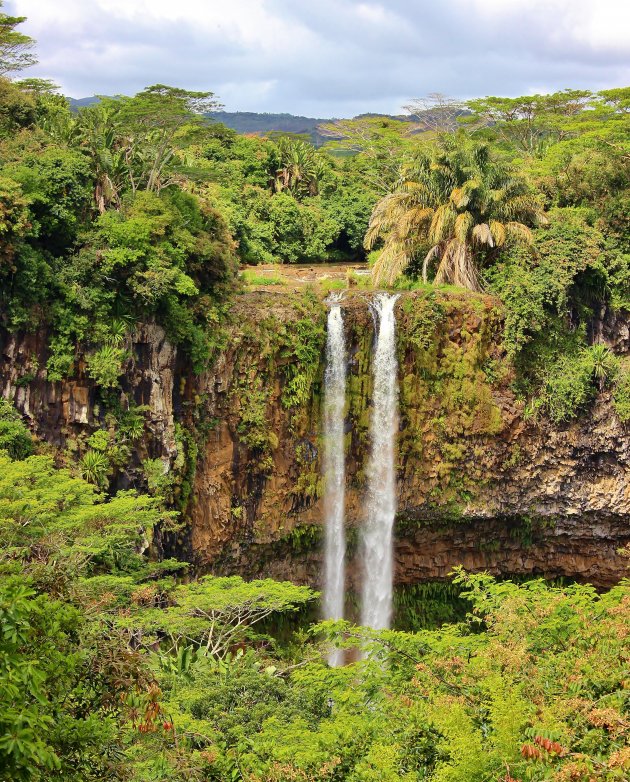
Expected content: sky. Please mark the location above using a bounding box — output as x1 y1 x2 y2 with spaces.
7 0 630 117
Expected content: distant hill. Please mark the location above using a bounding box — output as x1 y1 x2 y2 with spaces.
68 96 103 109
68 97 417 146
207 111 336 145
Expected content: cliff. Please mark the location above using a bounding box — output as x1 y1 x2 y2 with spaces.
2 289 629 591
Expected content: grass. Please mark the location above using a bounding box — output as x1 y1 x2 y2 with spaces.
241 268 286 286
392 277 471 295
317 278 346 294
239 265 483 302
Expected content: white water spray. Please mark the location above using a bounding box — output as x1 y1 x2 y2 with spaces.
361 292 400 630
322 296 347 666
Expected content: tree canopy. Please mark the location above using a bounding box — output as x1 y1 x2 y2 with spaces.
0 1 36 77
365 136 546 288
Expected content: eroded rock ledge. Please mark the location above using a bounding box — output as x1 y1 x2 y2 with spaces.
2 290 629 589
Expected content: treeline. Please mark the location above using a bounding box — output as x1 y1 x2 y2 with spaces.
0 82 381 376
2 73 629 418
1 0 629 399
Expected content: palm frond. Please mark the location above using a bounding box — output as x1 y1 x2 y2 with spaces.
400 206 434 236
429 203 456 244
434 239 481 291
422 244 442 283
433 240 456 286
505 221 533 243
489 220 507 247
472 222 494 247
454 212 474 243
461 177 481 195
450 187 470 209
371 241 411 287
500 194 542 221
400 180 431 199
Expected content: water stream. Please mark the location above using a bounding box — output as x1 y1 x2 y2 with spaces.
322 296 347 666
361 292 400 630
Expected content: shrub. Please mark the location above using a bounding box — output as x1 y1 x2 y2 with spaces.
80 450 110 487
0 400 33 460
142 457 174 497
87 429 110 452
532 344 619 422
85 345 127 388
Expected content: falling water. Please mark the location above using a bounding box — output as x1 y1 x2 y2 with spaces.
322 295 347 666
361 292 400 630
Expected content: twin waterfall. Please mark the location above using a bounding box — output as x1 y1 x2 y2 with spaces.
322 293 400 661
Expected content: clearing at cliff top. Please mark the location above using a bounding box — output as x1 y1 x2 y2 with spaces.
240 262 371 291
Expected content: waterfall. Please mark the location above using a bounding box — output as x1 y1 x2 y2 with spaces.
322 296 347 666
361 292 400 630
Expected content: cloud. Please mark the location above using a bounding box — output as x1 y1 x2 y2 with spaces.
6 0 630 116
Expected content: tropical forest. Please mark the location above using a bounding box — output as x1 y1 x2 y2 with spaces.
0 2 629 780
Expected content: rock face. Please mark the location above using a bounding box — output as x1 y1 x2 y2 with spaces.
2 290 629 591
0 323 179 480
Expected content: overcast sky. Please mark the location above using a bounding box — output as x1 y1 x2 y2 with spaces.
7 0 630 117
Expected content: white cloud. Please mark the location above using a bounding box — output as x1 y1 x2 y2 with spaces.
459 0 630 54
5 0 629 115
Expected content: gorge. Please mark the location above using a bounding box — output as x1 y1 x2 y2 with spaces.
3 286 629 620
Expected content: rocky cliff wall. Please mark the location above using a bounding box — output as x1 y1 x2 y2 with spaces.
2 290 629 589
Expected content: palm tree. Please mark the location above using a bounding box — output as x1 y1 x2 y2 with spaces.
75 103 127 212
365 136 547 289
272 137 325 200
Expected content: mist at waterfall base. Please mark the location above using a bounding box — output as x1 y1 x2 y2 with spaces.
322 293 400 664
322 299 347 667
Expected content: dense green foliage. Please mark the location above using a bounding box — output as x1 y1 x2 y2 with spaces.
0 440 315 781
1 444 627 781
1 18 627 418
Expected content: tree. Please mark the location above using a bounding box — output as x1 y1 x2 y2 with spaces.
71 85 223 208
0 77 37 134
0 1 36 76
119 575 315 657
0 174 31 269
365 135 546 289
403 92 466 134
272 136 326 199
238 186 339 264
0 581 158 782
464 90 594 156
0 398 32 459
0 452 170 574
113 85 222 194
74 102 127 212
320 116 414 192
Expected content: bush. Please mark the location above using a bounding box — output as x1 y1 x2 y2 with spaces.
80 450 110 487
86 345 127 388
0 400 33 459
531 344 618 422
486 209 608 358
